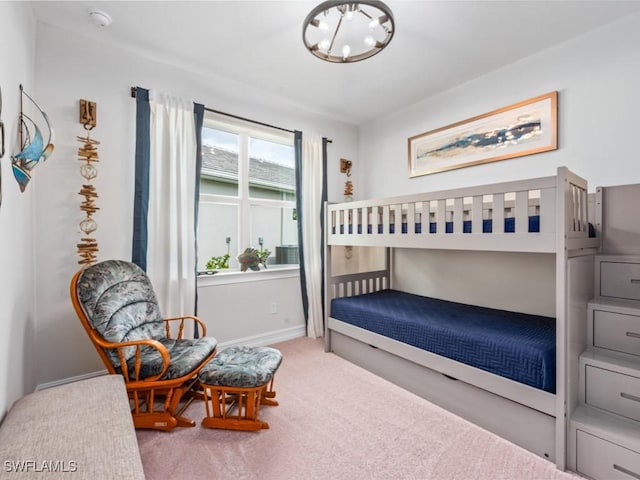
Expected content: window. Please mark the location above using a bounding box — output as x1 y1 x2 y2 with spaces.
197 112 298 272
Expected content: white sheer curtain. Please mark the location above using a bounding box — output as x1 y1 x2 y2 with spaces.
302 135 324 338
146 90 197 319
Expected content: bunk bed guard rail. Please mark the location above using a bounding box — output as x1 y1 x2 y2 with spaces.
326 166 592 253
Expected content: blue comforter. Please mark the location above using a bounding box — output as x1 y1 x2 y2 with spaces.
330 289 556 393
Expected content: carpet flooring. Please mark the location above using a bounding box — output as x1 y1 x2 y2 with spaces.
136 337 583 480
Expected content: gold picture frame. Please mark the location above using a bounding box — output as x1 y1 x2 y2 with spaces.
408 92 557 177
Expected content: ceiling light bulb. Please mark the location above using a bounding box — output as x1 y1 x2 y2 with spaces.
88 10 112 27
345 10 355 20
319 38 331 51
342 44 351 59
364 35 375 46
369 14 389 30
319 20 329 31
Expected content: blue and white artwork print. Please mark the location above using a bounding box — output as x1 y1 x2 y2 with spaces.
409 92 557 177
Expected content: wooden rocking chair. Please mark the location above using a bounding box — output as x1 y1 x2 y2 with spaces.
70 259 218 431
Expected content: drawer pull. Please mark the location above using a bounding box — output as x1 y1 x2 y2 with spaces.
626 332 640 339
631 279 640 285
620 392 640 403
614 464 640 480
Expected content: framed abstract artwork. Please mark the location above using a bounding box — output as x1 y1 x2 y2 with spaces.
408 92 557 177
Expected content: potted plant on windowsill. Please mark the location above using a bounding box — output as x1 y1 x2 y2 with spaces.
204 237 231 274
205 253 230 273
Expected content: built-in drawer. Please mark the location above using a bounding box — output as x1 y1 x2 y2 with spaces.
586 365 640 422
577 430 640 480
601 261 640 301
593 310 640 357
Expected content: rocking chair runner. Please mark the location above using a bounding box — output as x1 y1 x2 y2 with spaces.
70 259 218 431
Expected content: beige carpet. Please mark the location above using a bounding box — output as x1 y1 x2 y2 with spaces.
136 337 583 480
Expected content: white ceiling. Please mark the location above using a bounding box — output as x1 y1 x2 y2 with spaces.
31 0 640 126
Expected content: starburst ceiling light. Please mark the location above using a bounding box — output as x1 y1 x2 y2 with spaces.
303 1 394 63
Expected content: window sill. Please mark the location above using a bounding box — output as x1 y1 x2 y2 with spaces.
197 266 300 286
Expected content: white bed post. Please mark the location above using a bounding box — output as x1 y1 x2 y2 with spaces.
324 201 332 352
387 246 392 291
555 167 569 470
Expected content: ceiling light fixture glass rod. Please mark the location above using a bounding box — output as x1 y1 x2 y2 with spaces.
328 15 343 55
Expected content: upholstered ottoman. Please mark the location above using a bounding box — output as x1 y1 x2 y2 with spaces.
198 346 283 431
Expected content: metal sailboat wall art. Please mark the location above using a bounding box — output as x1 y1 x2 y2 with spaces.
11 84 55 192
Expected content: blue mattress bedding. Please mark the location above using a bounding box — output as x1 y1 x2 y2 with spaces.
330 289 556 393
335 216 596 237
337 216 540 234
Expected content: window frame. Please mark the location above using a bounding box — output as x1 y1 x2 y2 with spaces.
198 112 297 274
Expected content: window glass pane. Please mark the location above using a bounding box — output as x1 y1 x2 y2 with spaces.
197 203 239 271
248 137 296 201
201 127 239 196
250 205 299 266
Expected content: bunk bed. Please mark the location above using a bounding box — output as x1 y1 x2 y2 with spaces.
323 166 600 469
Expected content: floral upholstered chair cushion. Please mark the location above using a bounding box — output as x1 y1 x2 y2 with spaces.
125 336 218 380
199 346 283 388
75 259 217 380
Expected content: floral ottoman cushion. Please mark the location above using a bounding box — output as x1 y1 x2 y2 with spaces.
198 346 282 388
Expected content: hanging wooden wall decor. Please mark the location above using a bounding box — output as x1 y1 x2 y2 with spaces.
76 99 100 266
340 158 354 260
340 158 353 200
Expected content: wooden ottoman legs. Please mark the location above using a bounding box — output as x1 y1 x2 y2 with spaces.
201 381 277 431
261 377 278 407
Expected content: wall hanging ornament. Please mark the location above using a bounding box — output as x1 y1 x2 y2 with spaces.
11 84 55 192
340 158 354 259
76 99 100 266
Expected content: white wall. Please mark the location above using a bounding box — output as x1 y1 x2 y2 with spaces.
0 2 37 415
198 274 304 346
33 23 358 385
359 12 640 199
357 11 640 309
393 250 556 317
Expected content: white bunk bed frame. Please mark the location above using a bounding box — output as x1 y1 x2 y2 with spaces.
323 166 600 469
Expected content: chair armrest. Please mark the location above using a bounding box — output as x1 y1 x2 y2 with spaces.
90 335 170 382
163 315 208 338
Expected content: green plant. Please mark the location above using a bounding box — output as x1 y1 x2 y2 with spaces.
256 248 271 264
205 253 230 270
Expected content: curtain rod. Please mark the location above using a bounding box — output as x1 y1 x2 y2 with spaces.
130 86 332 143
204 106 294 135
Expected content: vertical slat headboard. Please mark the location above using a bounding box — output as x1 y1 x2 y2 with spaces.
328 270 390 301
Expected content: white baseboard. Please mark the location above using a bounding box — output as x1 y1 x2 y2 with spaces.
218 324 307 349
35 325 307 390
